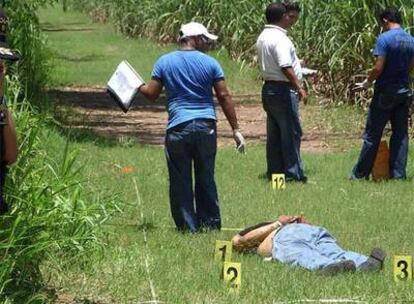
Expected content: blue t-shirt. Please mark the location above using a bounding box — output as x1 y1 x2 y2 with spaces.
374 28 414 89
152 50 225 129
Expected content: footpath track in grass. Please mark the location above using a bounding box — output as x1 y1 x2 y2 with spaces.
39 5 414 304
49 85 365 153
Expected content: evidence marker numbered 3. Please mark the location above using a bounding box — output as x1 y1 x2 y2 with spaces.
394 255 413 282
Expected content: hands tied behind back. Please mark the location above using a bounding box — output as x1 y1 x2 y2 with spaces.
278 215 310 225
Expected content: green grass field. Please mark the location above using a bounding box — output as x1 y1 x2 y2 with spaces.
38 6 261 95
38 5 414 304
43 129 414 303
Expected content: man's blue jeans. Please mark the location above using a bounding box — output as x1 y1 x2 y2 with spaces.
165 119 220 232
272 224 368 270
351 91 409 179
262 82 305 181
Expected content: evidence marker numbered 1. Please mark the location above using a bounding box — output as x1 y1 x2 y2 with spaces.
214 240 232 262
223 262 241 289
394 255 413 282
272 173 286 190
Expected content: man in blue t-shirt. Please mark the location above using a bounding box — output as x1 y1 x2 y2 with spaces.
139 22 245 232
351 7 414 180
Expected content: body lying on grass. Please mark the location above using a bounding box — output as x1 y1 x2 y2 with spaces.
231 215 386 275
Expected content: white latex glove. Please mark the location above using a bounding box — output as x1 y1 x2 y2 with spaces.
353 79 371 91
302 67 318 76
233 129 246 154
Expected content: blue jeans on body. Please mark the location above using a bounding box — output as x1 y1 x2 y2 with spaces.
272 224 368 271
262 82 306 181
165 119 220 233
351 89 410 179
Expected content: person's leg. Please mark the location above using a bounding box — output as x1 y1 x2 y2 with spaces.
273 224 340 270
194 120 221 230
265 114 283 178
262 84 284 179
389 103 409 179
314 227 368 268
165 124 198 232
283 89 305 181
351 96 390 179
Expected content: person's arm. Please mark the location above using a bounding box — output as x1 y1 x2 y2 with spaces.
367 56 386 85
232 221 281 253
257 229 278 257
138 79 163 102
213 80 238 130
213 80 246 152
354 56 386 90
0 61 18 165
274 40 307 101
232 215 308 255
282 67 307 100
3 108 18 165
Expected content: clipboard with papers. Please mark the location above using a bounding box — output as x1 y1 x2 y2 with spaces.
107 60 145 113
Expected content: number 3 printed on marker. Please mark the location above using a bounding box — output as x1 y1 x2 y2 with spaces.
394 256 412 282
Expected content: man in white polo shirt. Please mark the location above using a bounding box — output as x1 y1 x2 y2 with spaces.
256 2 307 182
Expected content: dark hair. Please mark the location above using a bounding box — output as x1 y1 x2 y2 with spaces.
265 2 301 24
379 7 402 24
284 1 301 14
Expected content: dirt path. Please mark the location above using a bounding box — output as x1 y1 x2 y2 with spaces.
50 86 362 152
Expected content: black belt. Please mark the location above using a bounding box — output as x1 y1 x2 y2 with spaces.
264 80 293 87
170 118 216 131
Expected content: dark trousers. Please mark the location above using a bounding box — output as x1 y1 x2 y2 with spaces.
165 119 220 232
352 92 409 179
262 82 305 181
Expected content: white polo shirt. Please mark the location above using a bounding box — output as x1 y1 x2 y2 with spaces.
256 25 303 83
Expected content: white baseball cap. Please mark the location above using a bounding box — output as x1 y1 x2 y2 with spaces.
179 22 218 41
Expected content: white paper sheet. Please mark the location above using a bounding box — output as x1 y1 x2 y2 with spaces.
107 60 145 112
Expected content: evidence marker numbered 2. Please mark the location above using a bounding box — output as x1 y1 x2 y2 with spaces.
394 255 413 282
214 240 232 262
272 173 286 190
223 262 241 289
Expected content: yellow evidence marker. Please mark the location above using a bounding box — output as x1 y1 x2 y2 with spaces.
214 240 232 262
394 255 413 282
272 173 286 190
223 262 241 289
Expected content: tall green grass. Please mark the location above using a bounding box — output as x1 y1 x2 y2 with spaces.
0 2 125 302
0 76 121 303
66 0 414 104
5 0 54 100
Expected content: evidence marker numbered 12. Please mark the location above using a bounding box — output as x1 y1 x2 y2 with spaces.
394 255 413 282
214 240 232 262
272 173 286 190
223 261 241 289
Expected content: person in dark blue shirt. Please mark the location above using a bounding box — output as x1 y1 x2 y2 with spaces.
139 22 245 232
351 7 414 180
